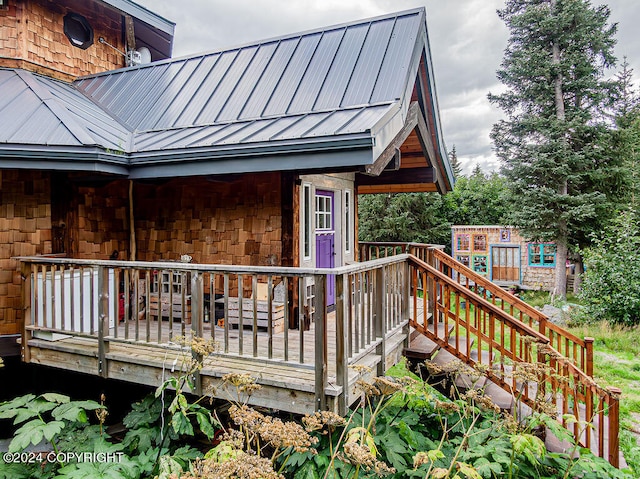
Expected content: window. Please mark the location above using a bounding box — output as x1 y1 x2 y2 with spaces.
63 13 94 50
456 255 470 268
315 194 333 231
303 184 311 259
151 271 184 294
528 243 556 267
345 190 352 254
472 255 488 274
456 234 470 252
473 234 487 252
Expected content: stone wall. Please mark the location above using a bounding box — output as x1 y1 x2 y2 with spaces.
0 0 126 80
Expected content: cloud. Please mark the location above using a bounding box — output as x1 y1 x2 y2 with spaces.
136 0 640 174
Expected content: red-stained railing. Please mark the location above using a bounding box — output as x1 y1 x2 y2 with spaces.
360 242 620 467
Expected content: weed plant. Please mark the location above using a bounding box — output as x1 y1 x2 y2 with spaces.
0 342 634 478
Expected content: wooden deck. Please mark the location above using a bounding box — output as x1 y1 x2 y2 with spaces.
26 312 409 415
17 247 622 468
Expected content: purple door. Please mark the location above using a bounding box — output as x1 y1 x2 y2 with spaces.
315 191 335 307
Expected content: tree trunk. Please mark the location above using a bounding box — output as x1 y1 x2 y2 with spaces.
551 0 568 300
553 239 568 299
573 255 583 294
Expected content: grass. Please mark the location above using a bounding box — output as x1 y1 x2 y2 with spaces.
513 291 640 473
566 322 640 474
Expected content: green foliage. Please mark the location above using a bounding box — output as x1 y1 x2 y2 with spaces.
579 209 640 326
442 168 510 227
358 192 451 246
0 393 102 454
0 337 219 479
489 0 626 296
278 362 631 479
358 169 510 250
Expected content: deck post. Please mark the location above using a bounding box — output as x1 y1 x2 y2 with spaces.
314 275 328 411
334 273 348 415
97 266 109 379
607 386 621 468
401 261 410 349
20 262 33 363
374 266 386 376
584 337 594 378
190 272 203 396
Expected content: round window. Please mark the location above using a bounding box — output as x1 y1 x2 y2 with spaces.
63 13 94 50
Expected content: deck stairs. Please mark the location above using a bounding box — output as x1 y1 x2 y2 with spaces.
404 333 626 468
398 248 625 469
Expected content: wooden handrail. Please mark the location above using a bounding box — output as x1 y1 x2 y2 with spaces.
406 254 620 468
408 255 550 343
430 248 591 373
359 242 592 376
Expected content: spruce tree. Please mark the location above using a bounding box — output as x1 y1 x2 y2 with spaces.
489 0 621 298
448 145 463 179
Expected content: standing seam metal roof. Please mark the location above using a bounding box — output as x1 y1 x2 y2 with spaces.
74 8 425 145
0 69 131 151
0 7 451 185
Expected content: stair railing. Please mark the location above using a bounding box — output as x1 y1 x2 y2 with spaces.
429 248 593 377
359 242 593 378
406 254 620 467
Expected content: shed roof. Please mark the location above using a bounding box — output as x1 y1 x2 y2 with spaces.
0 8 452 190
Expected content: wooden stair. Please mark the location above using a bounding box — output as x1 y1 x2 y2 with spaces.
403 332 627 468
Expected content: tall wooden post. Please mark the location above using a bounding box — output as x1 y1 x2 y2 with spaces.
607 387 621 468
314 275 328 411
128 180 136 261
20 263 33 363
98 266 109 378
374 267 386 376
584 337 594 378
190 272 203 396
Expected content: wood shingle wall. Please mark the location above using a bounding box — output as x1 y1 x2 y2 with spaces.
0 170 52 335
0 170 288 338
0 0 126 80
134 173 284 267
74 180 130 259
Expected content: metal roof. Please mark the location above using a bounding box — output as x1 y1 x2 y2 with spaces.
0 69 130 152
0 8 452 186
76 9 423 133
100 0 175 36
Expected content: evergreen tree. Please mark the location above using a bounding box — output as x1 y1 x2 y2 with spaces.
489 0 622 298
448 145 463 179
610 59 640 206
358 170 510 251
443 168 510 227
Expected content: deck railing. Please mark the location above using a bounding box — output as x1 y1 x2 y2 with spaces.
405 254 621 467
360 242 593 377
19 255 409 413
18 250 620 466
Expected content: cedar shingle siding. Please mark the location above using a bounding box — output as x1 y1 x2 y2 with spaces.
0 0 125 79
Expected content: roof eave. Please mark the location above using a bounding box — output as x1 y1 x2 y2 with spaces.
0 134 376 179
128 134 375 178
0 145 130 176
99 0 175 36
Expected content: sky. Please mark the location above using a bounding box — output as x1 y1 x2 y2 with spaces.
135 0 640 174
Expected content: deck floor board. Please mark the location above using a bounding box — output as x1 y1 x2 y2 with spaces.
26 310 409 414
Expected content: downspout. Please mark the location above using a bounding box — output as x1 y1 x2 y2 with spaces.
129 180 136 261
